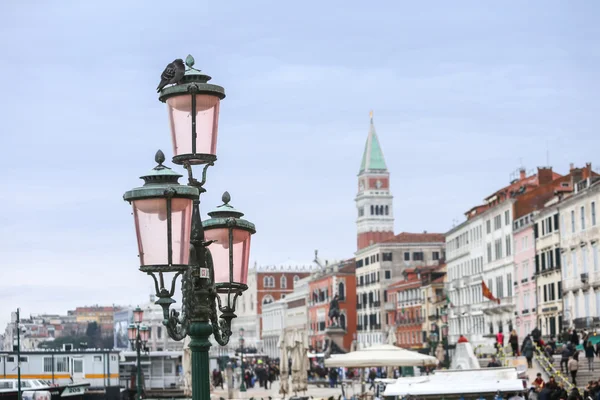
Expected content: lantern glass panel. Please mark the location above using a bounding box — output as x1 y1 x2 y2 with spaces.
442 326 449 336
167 94 220 159
132 198 193 266
205 227 251 284
140 326 150 342
127 325 136 341
133 308 144 323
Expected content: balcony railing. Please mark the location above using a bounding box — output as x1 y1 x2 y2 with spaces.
482 296 515 315
373 301 381 307
384 302 395 311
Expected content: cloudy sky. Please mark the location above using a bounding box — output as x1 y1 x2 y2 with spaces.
0 1 599 328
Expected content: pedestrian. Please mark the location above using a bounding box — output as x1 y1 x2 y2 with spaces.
523 340 534 368
487 355 502 368
560 345 571 373
585 341 595 372
496 330 505 354
571 330 580 346
509 330 519 356
568 354 579 386
533 373 545 389
328 367 338 388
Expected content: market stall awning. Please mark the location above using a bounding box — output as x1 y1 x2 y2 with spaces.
324 344 438 368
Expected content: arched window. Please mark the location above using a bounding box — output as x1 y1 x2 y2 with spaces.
385 205 389 215
263 276 275 288
340 313 346 329
293 275 300 284
370 205 374 215
262 295 274 305
280 276 287 289
338 282 345 300
368 292 374 304
363 315 368 328
375 206 380 215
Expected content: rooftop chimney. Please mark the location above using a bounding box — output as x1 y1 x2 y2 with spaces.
584 162 593 179
570 163 575 172
537 167 553 185
519 168 526 180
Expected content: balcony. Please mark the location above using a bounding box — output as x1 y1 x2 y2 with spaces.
357 304 363 310
482 296 515 315
373 301 381 307
384 302 395 311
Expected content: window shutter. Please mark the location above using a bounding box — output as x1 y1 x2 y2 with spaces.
554 214 559 231
535 255 540 274
556 248 561 268
534 224 539 239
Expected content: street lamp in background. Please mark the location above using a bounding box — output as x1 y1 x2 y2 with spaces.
123 55 256 400
128 306 150 400
239 327 246 392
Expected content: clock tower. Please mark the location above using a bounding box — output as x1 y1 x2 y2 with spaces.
355 112 394 250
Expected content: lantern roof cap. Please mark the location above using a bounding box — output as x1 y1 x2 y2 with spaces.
123 150 199 202
203 192 256 233
158 54 226 102
207 192 245 219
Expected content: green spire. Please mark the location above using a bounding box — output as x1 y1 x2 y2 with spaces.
359 111 387 174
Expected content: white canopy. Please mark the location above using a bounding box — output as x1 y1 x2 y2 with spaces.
384 368 525 397
324 344 438 368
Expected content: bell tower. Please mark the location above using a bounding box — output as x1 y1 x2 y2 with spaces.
355 112 394 250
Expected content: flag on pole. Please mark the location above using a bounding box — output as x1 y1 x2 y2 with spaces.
445 293 453 308
482 281 501 304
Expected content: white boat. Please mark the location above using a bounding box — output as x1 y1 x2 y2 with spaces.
0 378 89 400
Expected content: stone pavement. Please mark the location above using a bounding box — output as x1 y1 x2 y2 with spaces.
210 380 363 400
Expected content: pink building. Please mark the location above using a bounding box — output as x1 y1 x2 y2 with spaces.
513 221 536 339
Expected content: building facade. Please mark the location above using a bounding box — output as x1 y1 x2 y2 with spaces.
255 262 313 340
447 167 562 346
74 306 119 338
262 299 287 359
560 168 600 330
356 113 394 251
387 266 446 349
534 204 563 338
284 276 309 334
307 259 356 352
356 233 445 347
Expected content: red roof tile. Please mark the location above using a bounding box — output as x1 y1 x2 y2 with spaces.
383 232 445 244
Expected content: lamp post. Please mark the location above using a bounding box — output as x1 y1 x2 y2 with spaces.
123 55 256 400
238 328 246 392
440 308 450 368
128 307 150 400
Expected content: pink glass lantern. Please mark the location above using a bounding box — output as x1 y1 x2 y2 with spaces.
158 65 226 166
442 325 449 337
139 326 150 343
128 324 137 341
124 151 199 272
166 94 220 164
133 306 144 324
203 192 256 293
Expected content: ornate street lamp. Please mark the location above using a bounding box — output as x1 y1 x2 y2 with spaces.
128 307 149 400
124 55 256 400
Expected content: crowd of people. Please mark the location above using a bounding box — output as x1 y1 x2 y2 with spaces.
213 358 281 390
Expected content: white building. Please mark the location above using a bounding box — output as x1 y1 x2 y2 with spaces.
356 233 445 347
559 172 600 330
262 299 287 359
230 264 260 353
284 276 310 333
447 167 564 346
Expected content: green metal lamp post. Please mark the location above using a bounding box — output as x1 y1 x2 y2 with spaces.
128 307 150 400
238 328 246 392
123 55 256 400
